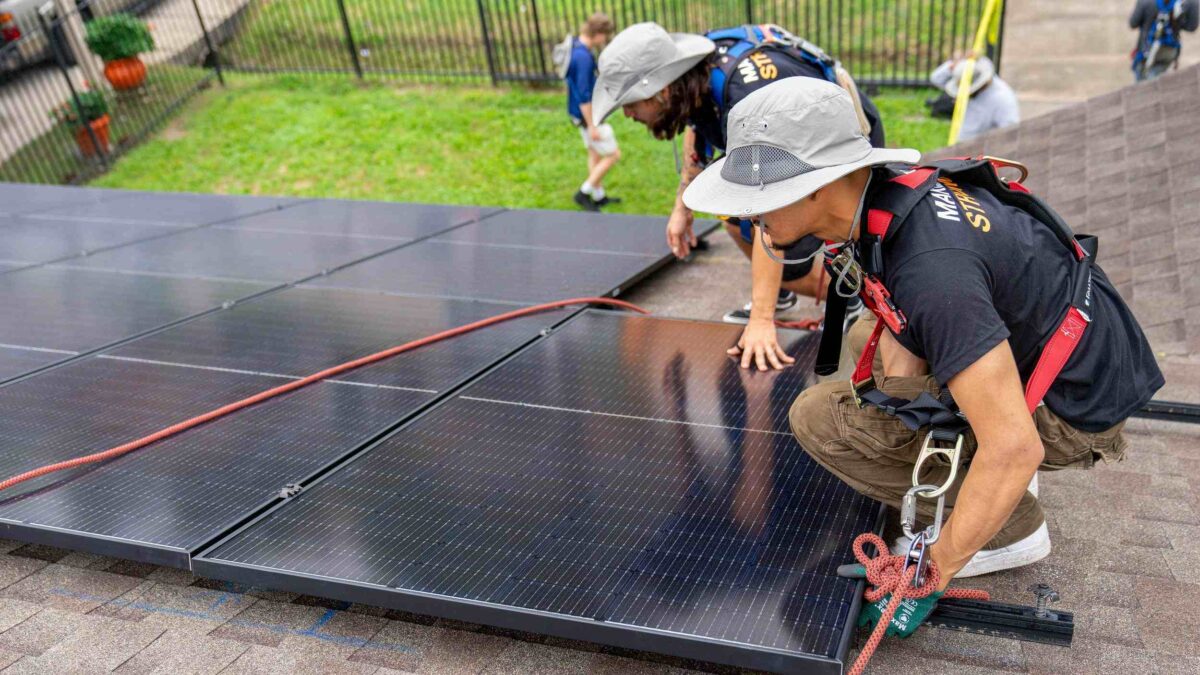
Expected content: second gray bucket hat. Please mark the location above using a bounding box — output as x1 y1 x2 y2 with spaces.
590 22 714 126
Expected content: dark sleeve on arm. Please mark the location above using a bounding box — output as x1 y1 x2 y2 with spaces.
890 249 1011 386
1130 0 1147 28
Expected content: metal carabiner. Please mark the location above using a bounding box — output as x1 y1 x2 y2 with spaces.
901 483 946 545
911 432 964 499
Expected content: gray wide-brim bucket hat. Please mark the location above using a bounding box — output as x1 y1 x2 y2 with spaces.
683 78 920 218
943 56 995 97
591 22 714 126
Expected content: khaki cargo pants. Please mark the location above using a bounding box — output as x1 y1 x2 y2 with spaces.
789 313 1129 548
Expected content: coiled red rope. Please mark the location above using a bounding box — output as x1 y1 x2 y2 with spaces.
848 532 990 675
0 297 649 493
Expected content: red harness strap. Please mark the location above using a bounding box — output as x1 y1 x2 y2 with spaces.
853 165 1092 417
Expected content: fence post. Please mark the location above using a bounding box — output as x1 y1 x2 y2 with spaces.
334 0 364 78
745 0 753 24
529 0 549 80
475 0 499 85
52 0 104 93
190 0 225 86
39 8 106 168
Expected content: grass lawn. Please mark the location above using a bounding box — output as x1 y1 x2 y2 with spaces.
92 74 949 215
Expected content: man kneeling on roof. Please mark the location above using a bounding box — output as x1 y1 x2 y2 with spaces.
683 77 1163 636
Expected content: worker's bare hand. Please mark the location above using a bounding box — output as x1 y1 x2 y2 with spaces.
729 318 796 371
589 126 602 142
666 207 697 259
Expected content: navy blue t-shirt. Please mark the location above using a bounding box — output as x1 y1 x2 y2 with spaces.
565 38 597 121
689 46 885 156
867 166 1163 432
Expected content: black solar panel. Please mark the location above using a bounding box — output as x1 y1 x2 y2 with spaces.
220 199 501 240
195 312 876 673
0 215 177 264
0 267 269 371
0 356 430 565
24 190 302 226
305 239 663 304
109 286 570 393
62 227 404 283
0 183 120 215
433 209 668 255
0 346 64 383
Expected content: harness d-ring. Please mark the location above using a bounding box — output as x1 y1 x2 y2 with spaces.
911 431 964 499
980 155 1029 184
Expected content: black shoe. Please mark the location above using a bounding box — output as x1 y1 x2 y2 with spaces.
722 291 798 324
594 195 621 207
574 190 601 212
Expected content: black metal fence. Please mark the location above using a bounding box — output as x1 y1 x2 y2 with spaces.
219 0 1003 87
0 0 1004 186
0 0 223 185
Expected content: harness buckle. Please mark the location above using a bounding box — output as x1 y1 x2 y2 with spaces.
851 375 876 409
860 275 907 333
911 431 965 499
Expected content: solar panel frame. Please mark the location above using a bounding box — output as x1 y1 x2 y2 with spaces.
193 312 880 674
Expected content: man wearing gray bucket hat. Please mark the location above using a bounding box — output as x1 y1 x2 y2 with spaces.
685 77 1161 635
594 21 886 371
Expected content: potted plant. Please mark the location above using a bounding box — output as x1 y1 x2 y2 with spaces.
84 13 154 90
50 90 110 157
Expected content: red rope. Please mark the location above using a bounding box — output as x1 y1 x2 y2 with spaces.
848 533 990 675
0 298 649 493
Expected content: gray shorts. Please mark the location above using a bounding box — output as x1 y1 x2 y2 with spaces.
570 117 618 156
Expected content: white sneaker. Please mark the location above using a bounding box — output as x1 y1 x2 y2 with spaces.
1029 472 1039 498
891 522 1051 578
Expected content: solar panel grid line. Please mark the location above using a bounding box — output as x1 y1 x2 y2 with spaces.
303 240 679 306
210 224 413 242
21 191 312 228
0 270 281 389
459 395 795 437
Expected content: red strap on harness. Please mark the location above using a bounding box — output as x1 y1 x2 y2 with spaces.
852 319 886 388
1023 306 1090 413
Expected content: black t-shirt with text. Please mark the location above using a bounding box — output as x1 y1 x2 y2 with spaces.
868 166 1163 432
689 46 885 155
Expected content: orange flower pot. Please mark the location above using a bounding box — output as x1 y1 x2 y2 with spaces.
75 114 111 157
104 57 147 90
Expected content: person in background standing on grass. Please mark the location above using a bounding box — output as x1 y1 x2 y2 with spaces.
553 13 620 212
